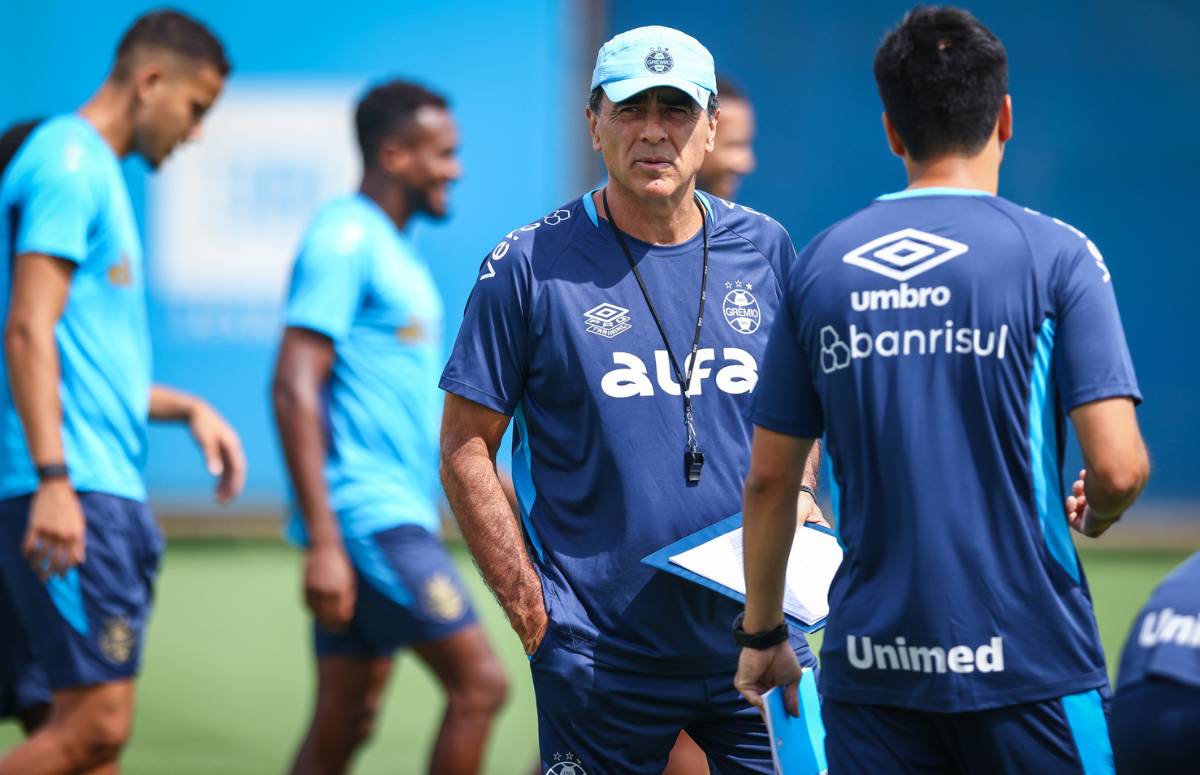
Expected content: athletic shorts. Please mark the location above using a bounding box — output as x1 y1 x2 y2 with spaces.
314 524 478 657
822 689 1113 774
1110 677 1200 774
0 570 50 717
0 492 162 692
530 628 819 775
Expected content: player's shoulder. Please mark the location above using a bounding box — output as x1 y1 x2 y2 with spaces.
4 115 108 192
998 198 1095 249
475 195 590 283
1161 551 1200 593
300 195 385 256
704 192 794 251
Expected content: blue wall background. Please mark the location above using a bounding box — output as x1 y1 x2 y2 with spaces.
611 0 1200 507
2 0 1196 511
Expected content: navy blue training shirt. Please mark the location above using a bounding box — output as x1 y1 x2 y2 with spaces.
441 190 814 674
753 187 1141 712
1116 551 1200 692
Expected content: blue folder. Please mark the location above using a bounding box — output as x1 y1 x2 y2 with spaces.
763 669 828 775
640 512 835 633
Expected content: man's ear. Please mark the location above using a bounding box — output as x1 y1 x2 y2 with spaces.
133 62 166 104
997 94 1013 144
882 111 906 158
587 107 601 152
705 106 720 153
377 138 412 177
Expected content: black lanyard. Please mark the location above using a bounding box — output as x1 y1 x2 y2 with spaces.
602 188 710 486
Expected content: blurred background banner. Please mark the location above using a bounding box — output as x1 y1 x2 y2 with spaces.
1 0 1196 527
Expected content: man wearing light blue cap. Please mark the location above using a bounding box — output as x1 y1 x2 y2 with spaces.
440 25 823 773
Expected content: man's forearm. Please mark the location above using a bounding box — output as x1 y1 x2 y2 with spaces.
5 316 65 466
442 440 543 633
802 440 821 492
742 476 801 632
149 383 203 422
272 380 340 548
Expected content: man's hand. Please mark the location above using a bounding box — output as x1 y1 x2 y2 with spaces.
798 490 830 529
734 641 803 716
1066 468 1119 538
304 543 356 631
1065 469 1088 534
188 401 246 504
514 587 549 656
22 479 86 580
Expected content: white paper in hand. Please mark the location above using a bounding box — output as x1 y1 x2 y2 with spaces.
667 523 842 626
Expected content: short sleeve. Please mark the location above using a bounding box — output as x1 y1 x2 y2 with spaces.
750 261 825 439
1052 239 1141 411
285 221 369 342
438 242 532 416
15 144 99 265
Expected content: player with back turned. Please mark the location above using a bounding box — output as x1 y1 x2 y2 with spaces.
0 10 245 774
735 7 1148 774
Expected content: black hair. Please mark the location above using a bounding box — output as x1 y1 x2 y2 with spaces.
715 75 746 103
873 6 1008 162
355 79 449 168
587 86 719 119
115 9 231 77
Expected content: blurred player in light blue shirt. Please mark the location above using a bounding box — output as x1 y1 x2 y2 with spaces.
272 80 507 775
0 11 245 775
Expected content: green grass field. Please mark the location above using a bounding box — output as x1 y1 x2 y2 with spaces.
0 542 1190 774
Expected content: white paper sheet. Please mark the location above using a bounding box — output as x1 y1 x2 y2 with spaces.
667 525 842 625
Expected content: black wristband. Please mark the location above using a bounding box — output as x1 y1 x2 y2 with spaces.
732 612 790 650
799 484 817 499
36 463 69 481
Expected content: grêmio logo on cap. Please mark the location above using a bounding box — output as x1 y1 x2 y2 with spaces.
644 46 673 73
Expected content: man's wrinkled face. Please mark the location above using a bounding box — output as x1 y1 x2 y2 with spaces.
698 97 755 201
589 86 717 201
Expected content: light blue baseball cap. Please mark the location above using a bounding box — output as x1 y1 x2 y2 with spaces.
590 25 717 109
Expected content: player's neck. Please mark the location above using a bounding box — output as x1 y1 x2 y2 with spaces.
78 81 136 158
597 181 703 245
359 173 411 231
903 148 1001 195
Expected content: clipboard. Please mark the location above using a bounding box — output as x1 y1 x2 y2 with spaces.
641 512 841 633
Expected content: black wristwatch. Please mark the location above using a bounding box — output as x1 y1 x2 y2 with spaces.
732 612 789 649
36 463 70 482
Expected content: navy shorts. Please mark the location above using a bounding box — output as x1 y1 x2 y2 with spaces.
0 570 50 717
314 524 478 657
823 689 1114 774
529 628 817 775
0 493 162 692
1110 677 1200 774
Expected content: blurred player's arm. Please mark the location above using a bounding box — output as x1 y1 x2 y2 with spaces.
4 253 85 579
735 425 817 715
272 326 355 630
149 384 246 504
440 392 546 655
1066 398 1149 537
